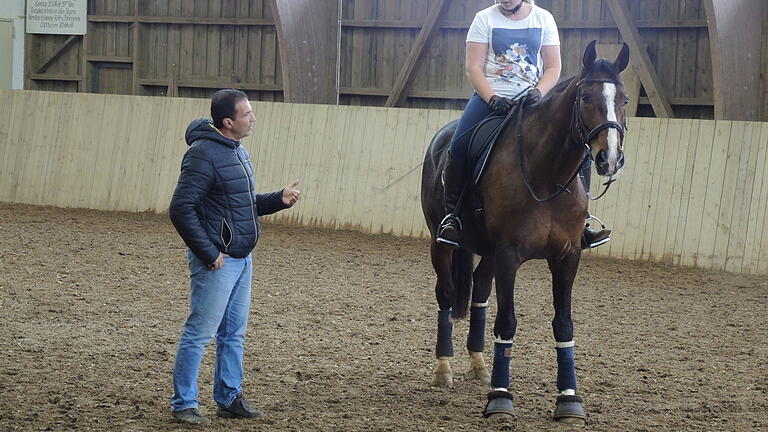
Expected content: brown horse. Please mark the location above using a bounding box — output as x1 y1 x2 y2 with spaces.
420 41 629 423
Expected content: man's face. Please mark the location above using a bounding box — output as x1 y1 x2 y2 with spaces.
227 99 256 140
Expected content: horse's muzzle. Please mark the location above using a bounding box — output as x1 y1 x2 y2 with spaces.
595 150 625 176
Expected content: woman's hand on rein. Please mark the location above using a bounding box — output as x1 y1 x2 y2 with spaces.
489 95 514 114
523 88 542 107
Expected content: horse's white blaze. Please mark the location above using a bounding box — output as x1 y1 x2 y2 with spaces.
603 83 620 171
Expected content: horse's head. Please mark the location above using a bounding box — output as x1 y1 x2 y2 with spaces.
574 40 630 177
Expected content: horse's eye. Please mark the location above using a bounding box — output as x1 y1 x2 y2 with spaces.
581 94 591 104
624 97 630 105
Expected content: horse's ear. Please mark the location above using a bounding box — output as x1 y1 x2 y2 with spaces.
614 43 630 73
582 40 597 70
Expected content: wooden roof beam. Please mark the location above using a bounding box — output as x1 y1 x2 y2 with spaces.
385 0 451 108
605 0 674 118
270 0 339 104
703 0 763 120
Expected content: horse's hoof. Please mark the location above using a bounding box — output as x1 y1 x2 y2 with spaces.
486 412 513 421
432 358 453 388
432 372 454 388
483 390 514 418
466 367 491 385
553 394 586 426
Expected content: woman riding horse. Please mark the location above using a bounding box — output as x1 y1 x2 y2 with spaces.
421 38 629 422
437 0 610 249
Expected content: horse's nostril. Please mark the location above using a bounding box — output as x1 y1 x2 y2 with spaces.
595 151 609 171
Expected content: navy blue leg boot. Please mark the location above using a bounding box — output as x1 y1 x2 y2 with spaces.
483 340 514 418
552 342 585 424
466 304 490 384
433 309 454 387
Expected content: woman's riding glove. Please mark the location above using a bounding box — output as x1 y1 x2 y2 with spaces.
488 95 514 114
524 88 542 106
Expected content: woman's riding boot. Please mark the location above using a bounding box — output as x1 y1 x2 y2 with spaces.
580 164 611 248
437 154 465 247
583 222 611 248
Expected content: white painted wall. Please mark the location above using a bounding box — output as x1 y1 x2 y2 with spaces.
0 0 26 89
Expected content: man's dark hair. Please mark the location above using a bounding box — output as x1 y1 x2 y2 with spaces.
211 89 248 129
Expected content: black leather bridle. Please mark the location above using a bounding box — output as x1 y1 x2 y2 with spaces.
517 77 626 202
571 78 627 151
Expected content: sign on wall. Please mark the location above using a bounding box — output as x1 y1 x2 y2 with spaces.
26 0 87 35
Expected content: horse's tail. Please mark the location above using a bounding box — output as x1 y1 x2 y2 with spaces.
450 247 474 319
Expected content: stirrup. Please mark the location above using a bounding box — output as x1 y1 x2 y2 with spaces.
585 214 606 229
584 230 611 248
437 215 461 248
583 214 611 249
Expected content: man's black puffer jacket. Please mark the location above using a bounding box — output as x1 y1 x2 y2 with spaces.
169 118 287 264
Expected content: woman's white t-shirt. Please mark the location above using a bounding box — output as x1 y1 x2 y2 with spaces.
466 4 560 99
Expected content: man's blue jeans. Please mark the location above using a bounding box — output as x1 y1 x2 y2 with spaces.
171 250 253 411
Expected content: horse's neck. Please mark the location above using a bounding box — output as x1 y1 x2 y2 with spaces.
522 80 583 171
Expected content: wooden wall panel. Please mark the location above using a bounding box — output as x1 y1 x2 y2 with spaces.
27 0 282 100
3 90 768 275
339 0 724 118
28 0 768 119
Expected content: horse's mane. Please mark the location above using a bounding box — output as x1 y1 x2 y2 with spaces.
541 58 621 103
549 76 575 94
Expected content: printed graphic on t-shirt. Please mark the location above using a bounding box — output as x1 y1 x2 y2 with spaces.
489 28 543 87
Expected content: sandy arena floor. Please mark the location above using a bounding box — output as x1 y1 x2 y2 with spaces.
0 204 766 431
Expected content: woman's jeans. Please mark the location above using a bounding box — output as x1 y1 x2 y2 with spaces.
448 93 494 166
171 250 253 411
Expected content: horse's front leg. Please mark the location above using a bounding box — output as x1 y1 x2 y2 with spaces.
548 252 586 425
483 249 519 419
430 240 455 388
466 255 494 384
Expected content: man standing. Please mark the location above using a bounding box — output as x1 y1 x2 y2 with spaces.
168 89 300 425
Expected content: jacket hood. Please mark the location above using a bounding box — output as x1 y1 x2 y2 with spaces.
184 118 239 148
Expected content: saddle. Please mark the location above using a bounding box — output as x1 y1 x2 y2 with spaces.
460 103 523 217
468 115 506 185
467 101 524 185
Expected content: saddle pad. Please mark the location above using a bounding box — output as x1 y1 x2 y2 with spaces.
469 115 506 185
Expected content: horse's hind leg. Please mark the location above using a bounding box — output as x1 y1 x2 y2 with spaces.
466 256 494 384
430 240 454 388
548 253 586 425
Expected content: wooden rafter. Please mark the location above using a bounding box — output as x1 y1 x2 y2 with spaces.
132 0 140 95
270 0 338 104
605 0 674 118
35 35 79 74
385 0 452 107
703 0 763 120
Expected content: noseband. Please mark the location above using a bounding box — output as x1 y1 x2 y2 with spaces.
572 78 626 152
